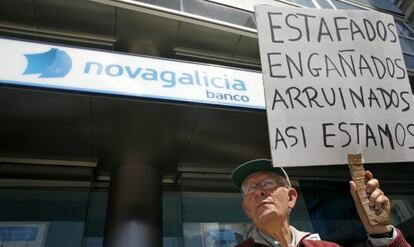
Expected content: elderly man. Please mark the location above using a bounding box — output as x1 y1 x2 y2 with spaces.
231 159 410 247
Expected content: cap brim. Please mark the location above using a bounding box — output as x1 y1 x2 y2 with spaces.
231 159 289 189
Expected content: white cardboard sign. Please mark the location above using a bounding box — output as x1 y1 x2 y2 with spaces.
255 6 414 167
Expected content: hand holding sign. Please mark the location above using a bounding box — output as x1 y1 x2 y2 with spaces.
349 158 392 235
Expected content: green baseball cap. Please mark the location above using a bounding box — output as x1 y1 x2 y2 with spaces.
231 159 291 189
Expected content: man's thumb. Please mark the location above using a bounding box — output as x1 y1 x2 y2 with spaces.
349 181 358 201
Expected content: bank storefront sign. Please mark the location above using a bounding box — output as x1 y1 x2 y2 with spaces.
0 38 265 109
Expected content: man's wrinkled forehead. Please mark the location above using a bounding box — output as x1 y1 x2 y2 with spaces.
242 171 284 185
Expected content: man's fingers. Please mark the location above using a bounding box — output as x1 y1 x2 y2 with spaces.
365 170 374 181
351 171 392 234
374 195 389 213
366 178 379 193
369 188 383 207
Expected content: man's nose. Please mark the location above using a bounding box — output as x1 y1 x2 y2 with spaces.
253 186 266 198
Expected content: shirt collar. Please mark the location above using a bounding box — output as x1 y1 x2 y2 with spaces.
256 226 297 247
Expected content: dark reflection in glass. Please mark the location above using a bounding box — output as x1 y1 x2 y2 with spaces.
0 185 109 247
316 0 334 9
409 19 414 31
331 0 363 9
403 54 414 74
408 75 414 94
286 0 316 8
300 180 366 246
340 0 402 14
133 0 181 11
395 19 414 37
400 37 414 54
182 0 256 28
0 188 89 247
82 186 109 247
163 192 184 247
300 179 414 246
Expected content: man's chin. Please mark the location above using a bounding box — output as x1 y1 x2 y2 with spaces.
257 208 278 222
256 203 275 214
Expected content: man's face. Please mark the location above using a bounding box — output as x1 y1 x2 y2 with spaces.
241 172 297 229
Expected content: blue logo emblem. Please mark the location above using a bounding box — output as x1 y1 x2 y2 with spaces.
23 48 72 78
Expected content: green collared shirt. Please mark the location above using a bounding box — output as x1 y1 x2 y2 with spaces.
250 226 317 247
257 227 297 247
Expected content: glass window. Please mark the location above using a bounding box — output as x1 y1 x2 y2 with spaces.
409 19 414 31
300 180 366 245
133 0 181 11
408 75 414 94
388 195 414 244
206 0 251 12
0 183 108 247
206 0 296 12
395 19 414 38
164 191 241 247
82 187 108 247
0 188 88 247
331 0 363 9
286 0 316 8
315 0 335 9
389 196 414 228
300 179 414 246
183 222 246 247
163 192 184 247
183 0 256 29
403 54 414 73
399 36 414 54
249 0 299 11
341 0 403 15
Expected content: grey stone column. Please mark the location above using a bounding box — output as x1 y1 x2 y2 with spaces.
104 164 162 247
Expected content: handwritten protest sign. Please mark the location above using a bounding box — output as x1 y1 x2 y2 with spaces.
255 6 414 167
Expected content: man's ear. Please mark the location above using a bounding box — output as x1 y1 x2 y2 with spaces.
287 187 298 209
242 200 251 219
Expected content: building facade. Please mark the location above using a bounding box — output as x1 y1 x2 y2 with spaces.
0 0 413 246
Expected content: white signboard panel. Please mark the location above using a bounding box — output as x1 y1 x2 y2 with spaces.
0 38 265 110
255 6 414 166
